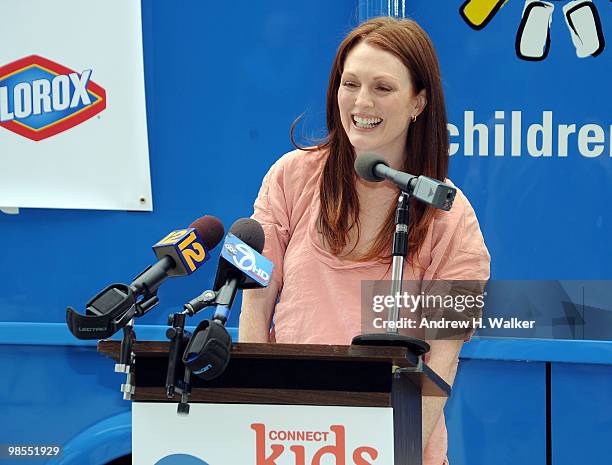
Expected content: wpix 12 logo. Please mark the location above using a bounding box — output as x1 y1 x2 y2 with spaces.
155 228 209 274
0 55 106 141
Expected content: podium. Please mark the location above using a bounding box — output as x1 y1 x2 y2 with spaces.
98 340 450 465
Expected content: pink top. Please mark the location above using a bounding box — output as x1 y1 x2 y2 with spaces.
251 148 490 464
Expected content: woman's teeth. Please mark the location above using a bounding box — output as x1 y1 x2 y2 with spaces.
352 115 382 129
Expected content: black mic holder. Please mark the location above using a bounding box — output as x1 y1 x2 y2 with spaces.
66 263 165 341
115 320 137 400
165 289 233 415
66 283 136 340
115 283 164 400
169 318 232 416
65 257 181 403
165 312 190 405
183 289 218 315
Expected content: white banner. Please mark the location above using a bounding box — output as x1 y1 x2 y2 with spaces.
133 402 395 465
0 0 151 211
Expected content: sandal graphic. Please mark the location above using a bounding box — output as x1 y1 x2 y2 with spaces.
461 0 606 60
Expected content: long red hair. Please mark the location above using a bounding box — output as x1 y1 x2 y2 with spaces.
291 17 449 264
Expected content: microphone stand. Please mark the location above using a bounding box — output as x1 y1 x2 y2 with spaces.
113 285 162 400
352 191 430 356
115 319 136 400
165 310 194 415
389 191 409 331
165 288 222 415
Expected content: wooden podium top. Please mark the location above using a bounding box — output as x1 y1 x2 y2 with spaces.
98 341 450 406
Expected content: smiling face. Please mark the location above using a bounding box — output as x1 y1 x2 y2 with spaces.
337 41 425 167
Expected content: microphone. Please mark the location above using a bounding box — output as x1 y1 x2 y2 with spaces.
132 215 225 294
180 218 273 383
351 154 435 354
65 215 225 340
354 153 456 211
184 218 271 321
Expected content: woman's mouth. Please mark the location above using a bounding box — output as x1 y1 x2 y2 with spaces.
352 115 383 129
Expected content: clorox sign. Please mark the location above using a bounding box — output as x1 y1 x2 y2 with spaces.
0 55 106 141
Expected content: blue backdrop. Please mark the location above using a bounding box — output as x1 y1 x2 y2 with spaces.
0 0 360 328
2 1 610 330
0 2 610 464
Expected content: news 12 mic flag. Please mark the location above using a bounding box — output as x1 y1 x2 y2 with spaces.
0 0 151 211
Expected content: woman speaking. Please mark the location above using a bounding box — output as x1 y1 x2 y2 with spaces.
240 17 490 465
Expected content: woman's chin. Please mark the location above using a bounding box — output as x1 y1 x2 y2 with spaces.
348 138 380 154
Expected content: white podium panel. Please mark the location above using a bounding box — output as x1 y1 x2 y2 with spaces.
133 402 394 465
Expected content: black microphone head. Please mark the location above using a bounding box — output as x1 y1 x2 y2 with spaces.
189 215 225 250
228 218 265 253
354 153 388 182
212 218 267 292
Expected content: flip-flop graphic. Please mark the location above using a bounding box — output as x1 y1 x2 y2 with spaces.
563 0 606 57
515 1 555 61
462 0 606 61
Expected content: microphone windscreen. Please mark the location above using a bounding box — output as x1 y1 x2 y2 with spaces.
189 215 225 250
354 153 388 182
229 218 265 253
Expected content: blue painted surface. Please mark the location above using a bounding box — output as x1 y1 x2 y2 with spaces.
0 322 238 347
0 0 358 329
0 2 357 464
386 1 611 281
46 412 131 465
0 344 129 461
551 363 612 465
461 337 612 366
446 359 547 465
1 0 611 464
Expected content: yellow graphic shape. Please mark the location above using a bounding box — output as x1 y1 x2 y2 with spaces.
156 229 188 246
460 0 508 30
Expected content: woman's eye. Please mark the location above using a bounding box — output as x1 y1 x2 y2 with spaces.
342 81 358 87
377 86 392 92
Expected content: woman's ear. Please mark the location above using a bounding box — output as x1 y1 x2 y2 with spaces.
414 89 427 117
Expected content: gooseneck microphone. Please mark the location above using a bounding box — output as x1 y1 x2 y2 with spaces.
354 153 456 211
65 215 225 340
352 154 436 356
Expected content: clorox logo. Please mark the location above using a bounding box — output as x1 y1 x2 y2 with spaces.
0 55 106 141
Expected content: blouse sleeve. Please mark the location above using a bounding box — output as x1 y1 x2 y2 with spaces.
251 159 292 291
422 190 491 341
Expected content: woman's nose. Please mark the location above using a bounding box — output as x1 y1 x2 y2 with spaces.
354 87 374 107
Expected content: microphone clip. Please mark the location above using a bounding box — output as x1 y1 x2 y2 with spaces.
130 265 164 316
183 289 217 316
66 283 137 340
65 277 161 341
